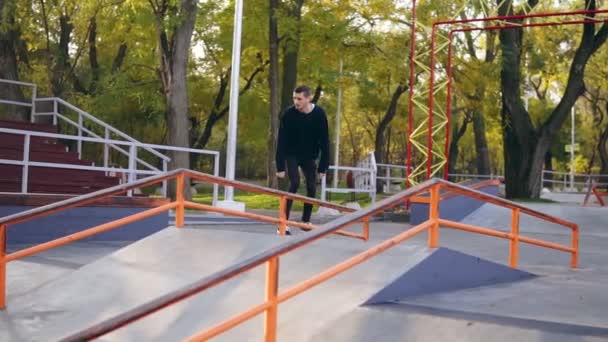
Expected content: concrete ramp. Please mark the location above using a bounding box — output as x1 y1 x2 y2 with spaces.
0 224 433 341
365 247 535 305
461 202 608 237
2 206 607 342
312 304 608 342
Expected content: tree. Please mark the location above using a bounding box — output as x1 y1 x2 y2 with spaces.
498 0 608 198
267 0 280 188
0 0 28 120
448 108 472 177
374 84 408 167
280 0 305 111
583 86 608 186
149 0 198 198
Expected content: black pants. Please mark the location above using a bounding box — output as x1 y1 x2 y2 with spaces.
285 157 317 223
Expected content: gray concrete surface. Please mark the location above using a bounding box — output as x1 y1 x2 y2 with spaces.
0 201 606 341
0 224 431 341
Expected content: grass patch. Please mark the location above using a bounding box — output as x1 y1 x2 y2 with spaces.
192 188 381 210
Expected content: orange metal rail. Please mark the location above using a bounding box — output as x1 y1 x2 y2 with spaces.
592 185 607 207
0 169 360 310
410 178 501 203
45 173 579 342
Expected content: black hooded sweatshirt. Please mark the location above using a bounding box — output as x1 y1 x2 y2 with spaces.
275 105 330 173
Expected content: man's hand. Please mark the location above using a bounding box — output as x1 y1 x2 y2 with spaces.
319 173 326 178
276 171 286 178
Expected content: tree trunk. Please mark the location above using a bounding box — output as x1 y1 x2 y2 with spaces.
112 43 128 73
0 0 28 121
51 14 73 97
374 84 407 166
88 16 100 94
497 1 537 198
374 84 407 192
599 127 608 187
448 113 471 180
267 0 280 188
544 150 553 189
280 0 304 111
312 83 322 103
472 109 491 175
162 0 198 199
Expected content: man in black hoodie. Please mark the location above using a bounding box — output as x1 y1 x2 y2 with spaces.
276 85 330 235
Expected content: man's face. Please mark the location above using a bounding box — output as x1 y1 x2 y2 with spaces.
293 92 311 111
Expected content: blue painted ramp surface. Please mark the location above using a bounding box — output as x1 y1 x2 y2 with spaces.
410 181 500 224
0 206 168 246
365 247 535 305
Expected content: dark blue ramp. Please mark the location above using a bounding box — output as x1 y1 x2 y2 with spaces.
364 247 535 305
0 205 168 247
410 181 500 224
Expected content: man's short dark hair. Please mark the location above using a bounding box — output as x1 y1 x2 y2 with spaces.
294 85 312 97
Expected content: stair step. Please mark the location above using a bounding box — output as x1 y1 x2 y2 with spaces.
0 173 120 184
0 177 120 195
0 165 119 180
0 121 143 196
0 149 82 163
29 185 113 195
0 138 67 153
0 132 58 145
0 169 122 189
0 120 58 133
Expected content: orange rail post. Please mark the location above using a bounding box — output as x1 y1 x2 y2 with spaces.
428 184 440 248
363 218 370 241
278 197 287 236
593 186 606 206
264 256 279 342
510 208 520 268
176 173 185 228
572 226 579 268
0 224 6 310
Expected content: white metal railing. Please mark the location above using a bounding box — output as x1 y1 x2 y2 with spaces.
0 79 37 119
448 171 608 192
33 97 169 171
321 152 377 203
448 173 502 180
1 78 221 202
541 170 608 191
0 127 220 203
376 163 412 193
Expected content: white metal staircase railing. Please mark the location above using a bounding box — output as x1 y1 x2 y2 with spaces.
0 78 220 202
0 79 36 118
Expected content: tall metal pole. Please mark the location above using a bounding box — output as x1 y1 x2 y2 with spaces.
224 0 244 201
406 0 417 187
570 106 575 190
333 59 343 189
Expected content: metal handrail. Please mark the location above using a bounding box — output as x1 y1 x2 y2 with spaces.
0 78 37 118
411 179 502 203
0 168 330 228
35 97 169 162
0 169 361 311
49 174 578 342
0 127 220 198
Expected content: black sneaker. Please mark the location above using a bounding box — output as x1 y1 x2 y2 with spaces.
277 227 292 235
300 222 313 232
